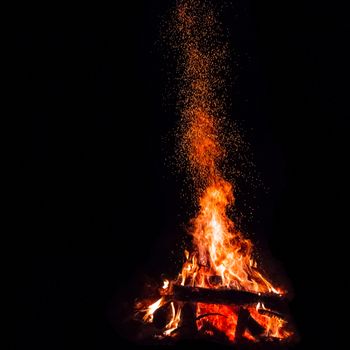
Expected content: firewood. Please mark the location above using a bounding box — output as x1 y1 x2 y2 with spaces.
235 307 265 341
258 308 286 319
153 302 171 329
172 285 286 313
178 302 197 336
246 311 265 337
235 307 250 340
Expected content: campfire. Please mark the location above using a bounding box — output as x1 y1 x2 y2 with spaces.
132 0 294 345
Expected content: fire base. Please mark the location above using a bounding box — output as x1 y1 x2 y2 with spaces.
133 284 295 346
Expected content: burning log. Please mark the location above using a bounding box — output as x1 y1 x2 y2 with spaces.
258 308 286 319
153 303 171 329
172 285 287 313
235 308 265 341
235 307 250 340
177 302 197 336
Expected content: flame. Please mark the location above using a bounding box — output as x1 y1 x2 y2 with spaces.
142 298 165 323
162 279 170 289
136 0 293 343
164 302 182 336
188 177 281 294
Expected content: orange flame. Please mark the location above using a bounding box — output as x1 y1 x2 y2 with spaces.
137 0 292 342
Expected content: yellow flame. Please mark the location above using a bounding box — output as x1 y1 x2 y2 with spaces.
143 298 164 323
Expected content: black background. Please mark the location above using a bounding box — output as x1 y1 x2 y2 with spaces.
16 1 348 349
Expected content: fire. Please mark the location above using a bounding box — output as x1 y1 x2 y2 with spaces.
196 303 239 341
135 0 293 343
142 298 165 323
163 302 182 336
185 177 282 294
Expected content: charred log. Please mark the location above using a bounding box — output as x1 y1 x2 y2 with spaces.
246 312 265 337
235 308 265 341
172 285 287 313
235 307 250 340
196 312 228 321
153 302 171 329
178 302 197 336
258 308 286 319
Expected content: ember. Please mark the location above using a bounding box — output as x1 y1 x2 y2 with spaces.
134 0 294 344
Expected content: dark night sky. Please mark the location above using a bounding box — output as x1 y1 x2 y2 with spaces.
16 1 348 349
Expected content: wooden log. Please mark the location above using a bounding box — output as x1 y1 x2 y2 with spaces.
235 308 265 341
258 308 286 319
235 308 250 340
246 312 265 337
153 302 171 329
178 302 197 336
172 285 286 313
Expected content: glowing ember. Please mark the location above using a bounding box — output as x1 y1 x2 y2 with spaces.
135 0 293 344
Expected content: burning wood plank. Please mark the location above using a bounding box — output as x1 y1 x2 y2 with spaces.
171 285 287 313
